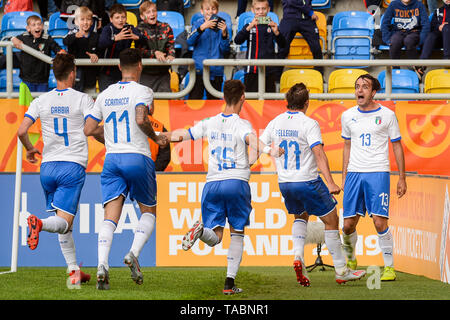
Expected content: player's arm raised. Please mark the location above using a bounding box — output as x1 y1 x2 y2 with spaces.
17 117 41 163
392 140 407 198
135 102 168 148
312 143 341 195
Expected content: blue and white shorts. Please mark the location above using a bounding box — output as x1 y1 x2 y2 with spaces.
343 172 390 218
201 179 252 232
101 153 157 207
279 176 337 217
40 161 86 216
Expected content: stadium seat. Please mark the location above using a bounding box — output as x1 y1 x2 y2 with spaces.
48 69 57 89
424 69 450 93
48 12 69 51
0 68 22 92
126 11 138 27
280 69 323 94
328 69 368 93
157 11 185 50
312 0 331 9
331 11 374 62
170 70 179 92
287 11 327 64
378 69 420 94
233 69 245 83
116 0 143 10
236 11 280 52
0 11 43 54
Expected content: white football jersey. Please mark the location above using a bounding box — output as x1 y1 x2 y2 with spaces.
189 113 253 182
341 104 401 172
89 81 154 158
260 111 323 183
25 88 94 168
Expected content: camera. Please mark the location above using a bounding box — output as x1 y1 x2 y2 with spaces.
257 16 271 24
210 14 226 30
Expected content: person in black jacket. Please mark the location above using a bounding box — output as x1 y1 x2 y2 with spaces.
63 6 99 93
234 0 286 93
414 0 450 80
11 15 64 92
98 3 141 92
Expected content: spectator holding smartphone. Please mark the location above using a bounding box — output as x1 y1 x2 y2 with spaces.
234 0 286 93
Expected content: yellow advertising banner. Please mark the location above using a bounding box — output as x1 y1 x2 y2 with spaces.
156 173 450 283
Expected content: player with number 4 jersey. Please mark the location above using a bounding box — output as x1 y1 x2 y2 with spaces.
260 83 366 286
341 74 407 282
18 54 102 286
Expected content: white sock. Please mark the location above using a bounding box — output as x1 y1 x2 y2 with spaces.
292 219 307 261
130 213 156 258
200 227 220 247
226 233 244 279
41 215 68 234
58 230 78 272
342 230 358 261
378 227 394 268
98 219 117 270
324 230 347 274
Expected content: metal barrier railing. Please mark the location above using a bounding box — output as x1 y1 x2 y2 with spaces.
1 41 449 100
0 41 196 99
203 59 450 100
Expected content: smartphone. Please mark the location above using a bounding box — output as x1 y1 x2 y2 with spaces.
257 16 271 24
123 24 133 31
210 14 226 30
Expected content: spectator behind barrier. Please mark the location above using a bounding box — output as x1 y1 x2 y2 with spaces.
234 0 286 93
137 0 176 92
11 15 65 92
414 0 450 81
187 0 230 99
63 6 100 93
381 0 430 64
98 3 141 92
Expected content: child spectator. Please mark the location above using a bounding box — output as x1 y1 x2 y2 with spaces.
187 0 230 99
63 6 99 93
381 0 430 62
137 0 175 92
234 0 286 93
414 0 450 80
11 15 65 92
98 3 141 92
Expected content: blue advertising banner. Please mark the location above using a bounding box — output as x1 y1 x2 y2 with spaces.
0 173 156 267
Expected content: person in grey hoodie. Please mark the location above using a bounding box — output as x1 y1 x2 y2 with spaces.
381 0 430 61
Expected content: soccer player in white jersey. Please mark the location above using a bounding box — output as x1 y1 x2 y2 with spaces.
17 53 103 286
260 83 367 285
162 80 282 295
84 48 168 290
341 74 407 281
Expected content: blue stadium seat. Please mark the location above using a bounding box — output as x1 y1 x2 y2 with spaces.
48 12 69 51
236 11 280 52
0 69 22 92
312 0 331 9
377 69 420 93
0 11 43 54
116 0 143 10
48 69 57 90
331 11 374 62
157 11 185 49
233 69 245 84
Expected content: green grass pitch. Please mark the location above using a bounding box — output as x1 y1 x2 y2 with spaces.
0 266 449 300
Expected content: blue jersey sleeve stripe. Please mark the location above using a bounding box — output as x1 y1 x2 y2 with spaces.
390 137 402 142
24 114 36 123
310 141 322 149
188 128 195 140
135 102 150 113
243 132 250 145
341 135 351 140
85 114 101 122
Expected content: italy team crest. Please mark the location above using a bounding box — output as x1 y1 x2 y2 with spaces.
375 116 382 125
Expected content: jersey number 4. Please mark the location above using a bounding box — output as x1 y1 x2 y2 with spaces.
54 118 69 146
